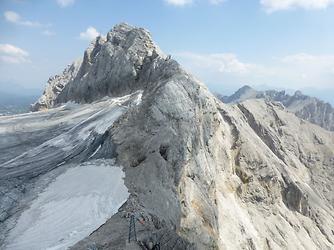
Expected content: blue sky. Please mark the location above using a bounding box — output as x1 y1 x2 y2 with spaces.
0 0 334 104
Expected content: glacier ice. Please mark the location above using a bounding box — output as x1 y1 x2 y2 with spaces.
4 160 129 250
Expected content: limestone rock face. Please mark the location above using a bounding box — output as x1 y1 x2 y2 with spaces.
31 59 82 111
32 23 165 111
2 24 334 250
220 85 334 132
56 23 164 106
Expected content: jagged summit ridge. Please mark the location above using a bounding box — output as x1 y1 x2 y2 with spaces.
2 23 334 250
32 23 166 110
31 59 82 111
220 85 334 131
221 85 258 103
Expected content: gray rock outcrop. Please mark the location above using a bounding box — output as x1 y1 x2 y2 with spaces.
219 85 334 132
31 59 82 111
1 23 333 250
31 23 166 109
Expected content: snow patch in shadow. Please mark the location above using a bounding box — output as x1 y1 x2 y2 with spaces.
5 159 129 250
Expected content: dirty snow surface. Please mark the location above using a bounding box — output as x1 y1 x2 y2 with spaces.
5 160 128 250
0 92 142 249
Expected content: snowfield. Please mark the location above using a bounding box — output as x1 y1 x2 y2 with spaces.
0 92 143 249
5 160 129 250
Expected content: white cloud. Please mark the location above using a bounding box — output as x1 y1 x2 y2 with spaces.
261 0 334 12
175 52 256 74
165 0 193 6
42 30 56 36
165 0 332 9
175 51 334 91
282 53 334 64
56 0 75 7
280 53 334 86
165 0 226 6
4 10 20 23
79 26 100 41
0 44 30 64
209 0 226 4
4 10 42 27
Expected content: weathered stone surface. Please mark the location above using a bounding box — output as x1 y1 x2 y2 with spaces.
1 24 334 250
52 23 165 106
219 85 334 132
31 59 82 111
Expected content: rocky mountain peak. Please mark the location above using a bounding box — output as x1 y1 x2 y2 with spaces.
107 22 134 41
2 23 334 250
31 58 82 111
105 22 163 58
294 90 303 97
219 85 334 131
222 84 258 103
238 84 253 92
32 23 166 110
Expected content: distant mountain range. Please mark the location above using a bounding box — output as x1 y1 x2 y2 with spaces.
218 85 334 131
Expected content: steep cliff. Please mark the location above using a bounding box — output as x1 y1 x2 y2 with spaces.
1 23 333 250
31 59 82 111
220 85 334 132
